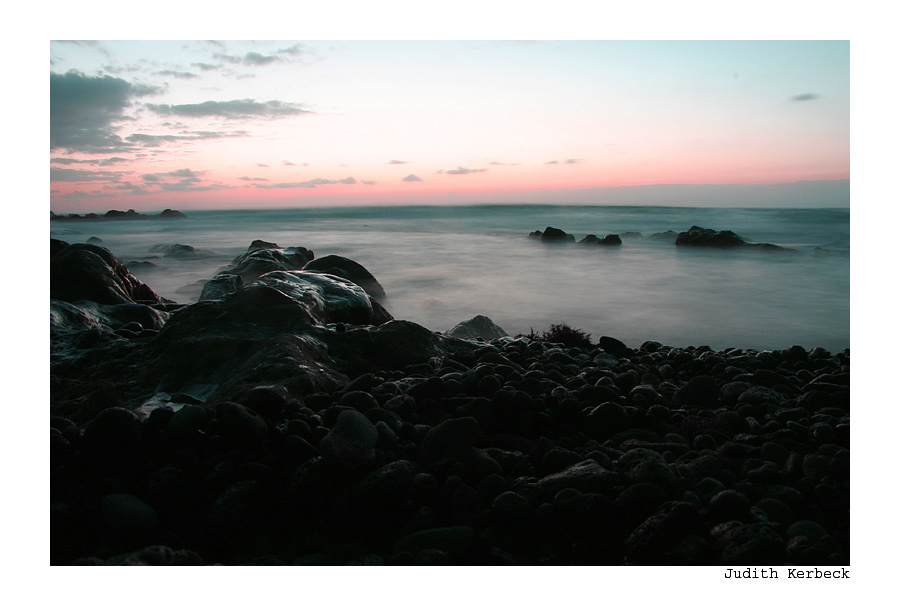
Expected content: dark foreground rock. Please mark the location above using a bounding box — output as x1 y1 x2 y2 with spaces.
50 239 849 566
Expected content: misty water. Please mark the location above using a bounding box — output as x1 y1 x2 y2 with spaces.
50 204 850 353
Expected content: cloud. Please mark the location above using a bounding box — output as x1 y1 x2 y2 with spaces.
139 168 228 192
153 69 199 80
254 177 357 189
565 158 580 164
446 166 487 175
282 160 296 166
489 161 520 166
791 93 820 102
146 99 312 119
388 159 410 164
210 43 314 70
362 180 376 185
402 174 423 182
239 176 269 182
50 70 162 153
123 130 248 147
546 160 559 164
50 167 130 182
51 156 130 166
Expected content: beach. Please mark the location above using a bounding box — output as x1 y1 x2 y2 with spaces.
50 223 850 565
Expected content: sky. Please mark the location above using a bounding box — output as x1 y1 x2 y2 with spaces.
48 39 850 211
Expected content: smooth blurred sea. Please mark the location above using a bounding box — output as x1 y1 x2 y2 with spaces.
50 204 850 352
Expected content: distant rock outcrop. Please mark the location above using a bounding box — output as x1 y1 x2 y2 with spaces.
675 226 747 247
579 234 622 246
531 226 576 243
675 226 790 250
50 209 188 221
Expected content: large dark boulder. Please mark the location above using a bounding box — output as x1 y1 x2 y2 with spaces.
325 320 446 377
216 245 315 285
148 284 345 400
675 226 746 247
256 270 385 326
199 274 243 301
538 226 575 243
51 242 162 305
303 255 388 303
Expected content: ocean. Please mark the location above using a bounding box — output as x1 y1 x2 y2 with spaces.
50 204 850 353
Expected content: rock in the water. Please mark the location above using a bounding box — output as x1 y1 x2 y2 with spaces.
538 226 575 243
580 234 622 246
303 255 388 303
446 315 509 341
675 226 746 247
159 209 188 220
148 243 201 258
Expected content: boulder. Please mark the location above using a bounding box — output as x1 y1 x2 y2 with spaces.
303 255 388 303
538 226 575 243
445 315 509 341
675 226 747 247
199 274 244 301
325 320 447 377
257 270 383 326
320 409 379 468
51 242 162 305
216 245 315 285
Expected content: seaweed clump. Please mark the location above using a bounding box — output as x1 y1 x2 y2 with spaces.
517 322 593 349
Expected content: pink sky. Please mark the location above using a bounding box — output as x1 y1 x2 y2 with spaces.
50 41 850 212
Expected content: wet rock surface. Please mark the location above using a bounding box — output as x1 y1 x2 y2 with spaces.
50 239 849 565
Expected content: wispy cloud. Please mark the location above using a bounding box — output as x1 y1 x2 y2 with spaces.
153 69 199 80
254 177 357 189
140 168 228 192
489 161 520 166
123 130 248 147
51 156 130 166
146 99 312 119
402 174 423 182
446 166 487 175
388 159 410 164
791 93 820 102
50 167 130 182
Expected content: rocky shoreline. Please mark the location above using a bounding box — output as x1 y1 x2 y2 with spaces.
50 238 849 565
